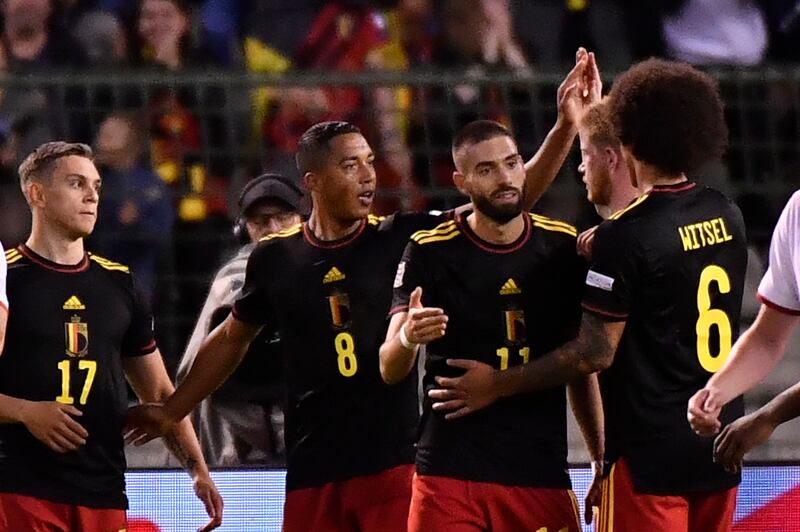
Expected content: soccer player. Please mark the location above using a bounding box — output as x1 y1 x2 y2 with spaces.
0 142 222 531
575 101 639 259
0 242 7 355
688 189 800 472
380 119 602 532
123 50 599 532
177 173 304 465
428 59 748 532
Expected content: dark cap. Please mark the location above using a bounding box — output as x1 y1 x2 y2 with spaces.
238 173 304 215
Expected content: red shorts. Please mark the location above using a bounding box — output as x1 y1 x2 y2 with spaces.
597 458 737 532
283 464 413 532
0 492 126 532
408 473 581 532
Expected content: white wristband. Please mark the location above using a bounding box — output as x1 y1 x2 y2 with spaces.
399 323 418 351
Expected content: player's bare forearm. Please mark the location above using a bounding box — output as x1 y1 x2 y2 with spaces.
567 373 605 462
706 305 799 406
0 393 30 424
164 418 207 477
522 119 577 210
165 315 261 422
756 380 800 430
495 314 622 398
380 312 418 385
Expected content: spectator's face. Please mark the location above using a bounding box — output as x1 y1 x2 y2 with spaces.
138 0 188 50
244 200 301 242
3 0 51 36
455 135 524 224
310 133 376 223
578 128 613 208
95 117 136 169
443 0 489 59
34 156 101 238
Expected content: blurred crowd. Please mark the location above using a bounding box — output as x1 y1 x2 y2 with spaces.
0 0 798 379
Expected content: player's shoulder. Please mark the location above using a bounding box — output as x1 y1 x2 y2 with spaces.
528 213 577 239
4 246 25 268
88 253 131 273
258 222 304 245
409 218 460 246
607 193 652 222
376 210 451 236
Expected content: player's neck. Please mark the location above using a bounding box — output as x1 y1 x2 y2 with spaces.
599 176 641 219
307 209 363 241
25 224 86 265
633 160 687 193
467 211 525 245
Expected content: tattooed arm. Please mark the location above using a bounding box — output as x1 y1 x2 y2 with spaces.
428 314 624 419
123 350 223 531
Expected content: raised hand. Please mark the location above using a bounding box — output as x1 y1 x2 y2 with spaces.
124 403 176 446
687 387 723 436
558 48 603 127
403 287 448 346
428 359 499 420
20 401 88 453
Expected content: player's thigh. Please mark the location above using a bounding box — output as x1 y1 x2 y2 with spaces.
482 485 582 532
346 464 413 532
0 492 70 532
688 487 737 532
407 474 485 532
598 459 689 532
73 505 126 532
284 483 350 532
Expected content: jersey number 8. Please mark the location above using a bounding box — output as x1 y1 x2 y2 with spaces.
696 265 732 373
335 332 358 377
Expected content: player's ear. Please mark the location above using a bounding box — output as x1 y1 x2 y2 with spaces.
453 171 468 195
27 180 45 208
303 171 319 194
605 146 618 171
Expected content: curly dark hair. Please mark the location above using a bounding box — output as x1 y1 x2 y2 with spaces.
607 58 728 175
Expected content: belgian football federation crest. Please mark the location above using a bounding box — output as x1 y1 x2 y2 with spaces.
328 293 352 329
504 309 527 344
65 316 89 357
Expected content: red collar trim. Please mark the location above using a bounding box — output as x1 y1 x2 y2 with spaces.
651 181 696 193
303 219 367 249
457 211 531 254
19 245 90 273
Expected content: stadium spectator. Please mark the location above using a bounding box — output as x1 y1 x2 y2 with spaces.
91 112 174 300
0 141 222 531
689 190 800 471
429 58 748 531
177 174 304 466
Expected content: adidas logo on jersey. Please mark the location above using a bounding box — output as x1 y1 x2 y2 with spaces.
499 278 521 295
63 295 86 310
323 267 346 284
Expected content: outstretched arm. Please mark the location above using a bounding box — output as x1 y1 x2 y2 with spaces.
124 349 223 531
429 313 624 419
522 49 602 210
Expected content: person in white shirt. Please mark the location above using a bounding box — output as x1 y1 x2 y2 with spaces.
688 190 800 471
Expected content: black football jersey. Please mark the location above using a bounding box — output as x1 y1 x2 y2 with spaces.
0 245 156 509
233 212 446 490
582 182 747 494
391 211 586 488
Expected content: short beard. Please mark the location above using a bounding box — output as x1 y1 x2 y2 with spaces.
472 193 523 225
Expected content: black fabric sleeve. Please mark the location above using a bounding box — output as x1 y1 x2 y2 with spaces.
232 242 273 325
381 210 450 239
389 240 430 317
581 220 638 321
122 275 157 357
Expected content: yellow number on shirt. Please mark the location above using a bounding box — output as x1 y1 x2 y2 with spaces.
696 265 732 372
535 527 567 532
496 347 531 370
56 359 98 405
335 332 358 377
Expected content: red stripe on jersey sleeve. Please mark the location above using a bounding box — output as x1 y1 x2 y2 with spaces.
132 339 157 356
757 293 800 316
581 302 629 321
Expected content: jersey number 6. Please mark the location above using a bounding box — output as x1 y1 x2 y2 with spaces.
696 265 732 373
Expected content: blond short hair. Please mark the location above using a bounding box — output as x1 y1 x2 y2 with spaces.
19 141 94 190
580 103 619 149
